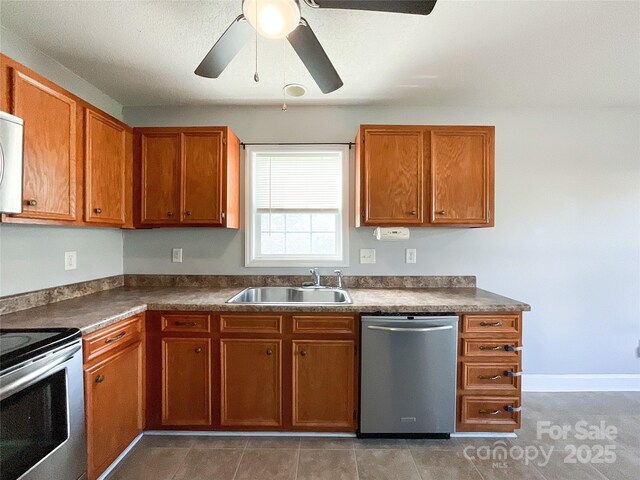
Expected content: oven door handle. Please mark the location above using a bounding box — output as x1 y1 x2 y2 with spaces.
0 343 81 401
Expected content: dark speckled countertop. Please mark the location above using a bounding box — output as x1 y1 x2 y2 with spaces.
0 286 530 334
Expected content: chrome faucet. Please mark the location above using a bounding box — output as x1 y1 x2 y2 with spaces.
334 270 344 289
310 268 321 287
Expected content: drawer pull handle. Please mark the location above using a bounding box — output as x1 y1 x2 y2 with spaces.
174 321 197 327
266 348 273 356
300 350 307 357
194 347 202 353
506 345 524 352
505 371 523 377
479 321 502 327
507 405 522 413
478 374 502 380
479 409 502 415
95 375 105 384
104 332 126 344
479 345 503 351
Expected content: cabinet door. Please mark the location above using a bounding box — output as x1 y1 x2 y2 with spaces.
292 340 355 429
140 132 180 224
429 129 494 225
11 69 76 220
182 131 223 224
220 339 282 427
361 129 423 225
84 109 126 225
85 341 144 480
161 338 211 425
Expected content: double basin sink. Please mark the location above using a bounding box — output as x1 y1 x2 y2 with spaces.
227 286 352 305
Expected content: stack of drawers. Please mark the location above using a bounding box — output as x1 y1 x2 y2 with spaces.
457 313 523 432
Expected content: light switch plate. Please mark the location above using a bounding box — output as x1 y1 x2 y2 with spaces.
405 248 417 264
64 251 77 271
359 248 376 264
172 248 183 263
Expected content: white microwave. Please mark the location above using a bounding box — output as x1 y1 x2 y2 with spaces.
0 110 24 214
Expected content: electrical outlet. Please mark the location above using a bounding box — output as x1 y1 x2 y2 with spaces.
171 248 183 263
405 248 417 264
359 248 376 264
64 251 77 271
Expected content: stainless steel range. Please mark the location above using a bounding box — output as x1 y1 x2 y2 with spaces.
0 328 86 480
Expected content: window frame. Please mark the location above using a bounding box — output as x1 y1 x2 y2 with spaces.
244 144 350 268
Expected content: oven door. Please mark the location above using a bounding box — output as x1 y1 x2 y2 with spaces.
0 341 86 480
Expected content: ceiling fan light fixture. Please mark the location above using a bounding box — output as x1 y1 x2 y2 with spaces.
283 83 306 97
243 0 301 39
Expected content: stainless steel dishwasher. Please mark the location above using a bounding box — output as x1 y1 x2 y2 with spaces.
360 315 458 437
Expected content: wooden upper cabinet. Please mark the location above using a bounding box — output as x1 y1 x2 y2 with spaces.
356 125 494 228
140 132 181 224
292 340 355 429
429 128 494 226
220 339 282 427
10 68 77 221
182 131 223 224
161 337 212 426
134 127 240 228
359 128 424 225
84 109 127 225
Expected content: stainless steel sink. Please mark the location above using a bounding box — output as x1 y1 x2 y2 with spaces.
226 286 352 305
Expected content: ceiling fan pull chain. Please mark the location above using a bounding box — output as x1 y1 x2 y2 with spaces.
282 39 287 111
254 0 259 82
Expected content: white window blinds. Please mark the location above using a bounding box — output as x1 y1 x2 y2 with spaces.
254 152 342 210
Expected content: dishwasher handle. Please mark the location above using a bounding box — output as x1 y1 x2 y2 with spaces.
366 325 453 333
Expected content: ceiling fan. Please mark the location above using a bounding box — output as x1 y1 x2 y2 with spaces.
195 0 438 94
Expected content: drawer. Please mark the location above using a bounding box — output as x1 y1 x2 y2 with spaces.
462 314 521 335
83 314 143 363
161 313 211 334
220 314 282 334
459 395 521 431
292 315 356 335
460 362 522 391
461 338 522 358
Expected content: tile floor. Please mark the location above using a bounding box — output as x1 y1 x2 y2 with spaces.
107 392 640 480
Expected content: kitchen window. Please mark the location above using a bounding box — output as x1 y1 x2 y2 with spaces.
245 145 349 267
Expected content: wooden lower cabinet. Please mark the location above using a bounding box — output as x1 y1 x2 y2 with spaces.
292 340 355 429
220 339 282 427
161 337 212 426
457 313 523 433
83 316 144 480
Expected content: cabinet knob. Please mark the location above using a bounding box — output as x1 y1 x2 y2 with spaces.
300 350 307 357
167 211 173 217
94 208 102 214
221 212 226 220
409 210 417 216
26 199 38 207
435 210 446 215
266 348 273 356
185 210 192 217
194 347 202 353
95 375 105 384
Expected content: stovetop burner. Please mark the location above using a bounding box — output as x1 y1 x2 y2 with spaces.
0 328 82 371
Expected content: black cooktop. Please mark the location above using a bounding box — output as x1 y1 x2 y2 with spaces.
0 328 81 371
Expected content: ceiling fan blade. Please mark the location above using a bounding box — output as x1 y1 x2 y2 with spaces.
287 19 343 94
307 0 437 15
195 15 252 78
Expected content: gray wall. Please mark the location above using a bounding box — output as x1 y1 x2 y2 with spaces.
123 105 640 376
0 29 125 296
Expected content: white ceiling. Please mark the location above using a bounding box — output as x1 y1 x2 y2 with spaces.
1 0 638 107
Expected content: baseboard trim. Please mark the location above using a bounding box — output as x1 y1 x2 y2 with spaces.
144 430 357 438
522 374 640 392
